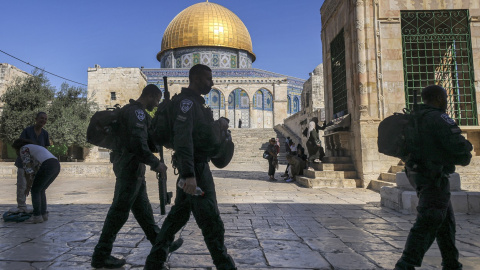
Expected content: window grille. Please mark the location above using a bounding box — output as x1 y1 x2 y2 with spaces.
330 29 348 118
401 10 477 125
110 92 116 101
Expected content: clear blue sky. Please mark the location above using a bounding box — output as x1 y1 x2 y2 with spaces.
1 0 325 90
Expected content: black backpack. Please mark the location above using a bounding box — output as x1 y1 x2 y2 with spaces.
86 105 123 150
150 94 176 150
377 91 421 160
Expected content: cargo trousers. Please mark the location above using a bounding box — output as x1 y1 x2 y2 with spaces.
93 151 160 260
395 170 462 270
145 162 236 270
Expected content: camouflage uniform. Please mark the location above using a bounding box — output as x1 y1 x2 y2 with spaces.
395 104 472 270
145 88 236 270
93 99 161 261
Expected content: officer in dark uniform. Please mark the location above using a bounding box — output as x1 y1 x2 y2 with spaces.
144 64 236 270
91 85 167 269
394 85 472 270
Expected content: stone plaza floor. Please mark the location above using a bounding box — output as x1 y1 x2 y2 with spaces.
1 163 480 270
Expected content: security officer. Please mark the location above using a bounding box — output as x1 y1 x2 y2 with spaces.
144 64 236 270
91 85 167 269
394 85 472 270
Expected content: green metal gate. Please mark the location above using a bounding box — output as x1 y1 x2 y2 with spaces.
330 29 348 118
401 10 477 125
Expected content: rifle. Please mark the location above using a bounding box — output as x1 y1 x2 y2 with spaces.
157 76 173 215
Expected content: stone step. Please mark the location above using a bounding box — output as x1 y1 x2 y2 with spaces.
304 169 357 179
0 165 16 178
368 179 396 193
389 165 404 173
296 176 359 188
462 183 480 191
321 156 352 163
380 172 396 183
311 162 355 171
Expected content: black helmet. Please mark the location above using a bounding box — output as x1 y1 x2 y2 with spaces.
211 130 235 169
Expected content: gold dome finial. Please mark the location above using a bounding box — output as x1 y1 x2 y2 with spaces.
158 1 255 62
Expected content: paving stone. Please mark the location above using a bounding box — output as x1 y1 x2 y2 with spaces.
254 228 301 241
0 242 70 261
323 251 377 269
0 163 478 269
304 237 352 253
260 240 330 269
362 251 399 269
346 241 398 252
0 261 35 270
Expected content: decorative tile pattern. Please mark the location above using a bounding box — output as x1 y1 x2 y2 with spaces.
143 68 306 86
240 56 247 68
201 53 210 66
193 53 200 65
175 58 182 68
212 54 220 67
165 55 172 68
220 55 230 68
230 55 237 68
182 54 192 68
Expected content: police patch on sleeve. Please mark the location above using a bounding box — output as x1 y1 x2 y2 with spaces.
441 113 456 125
180 99 193 113
135 109 145 121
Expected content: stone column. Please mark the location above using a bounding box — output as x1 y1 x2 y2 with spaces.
356 0 369 119
224 100 229 119
249 101 254 128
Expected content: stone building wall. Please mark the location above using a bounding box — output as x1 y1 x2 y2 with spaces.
160 76 288 128
0 63 30 112
285 64 325 148
87 65 147 110
320 0 480 188
302 64 324 114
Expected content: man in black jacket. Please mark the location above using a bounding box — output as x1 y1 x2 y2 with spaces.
91 85 167 269
394 85 472 270
144 64 236 270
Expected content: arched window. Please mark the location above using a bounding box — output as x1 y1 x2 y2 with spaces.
293 96 300 113
228 89 250 128
254 90 264 110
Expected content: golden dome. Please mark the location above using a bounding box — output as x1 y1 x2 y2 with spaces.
157 1 255 62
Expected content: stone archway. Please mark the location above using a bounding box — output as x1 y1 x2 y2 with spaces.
228 89 250 128
204 88 225 120
253 88 273 128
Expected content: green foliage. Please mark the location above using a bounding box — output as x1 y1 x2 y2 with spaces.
47 83 98 148
0 71 98 149
0 70 55 144
47 144 68 158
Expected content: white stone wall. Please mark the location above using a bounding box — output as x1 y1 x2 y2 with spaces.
302 64 324 114
87 65 147 110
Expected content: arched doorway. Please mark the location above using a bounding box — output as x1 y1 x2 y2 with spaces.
253 88 273 128
228 89 250 128
204 88 225 120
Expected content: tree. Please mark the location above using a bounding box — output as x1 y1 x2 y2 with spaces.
47 82 97 148
0 70 55 144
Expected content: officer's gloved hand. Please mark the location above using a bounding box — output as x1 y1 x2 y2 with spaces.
153 162 168 177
